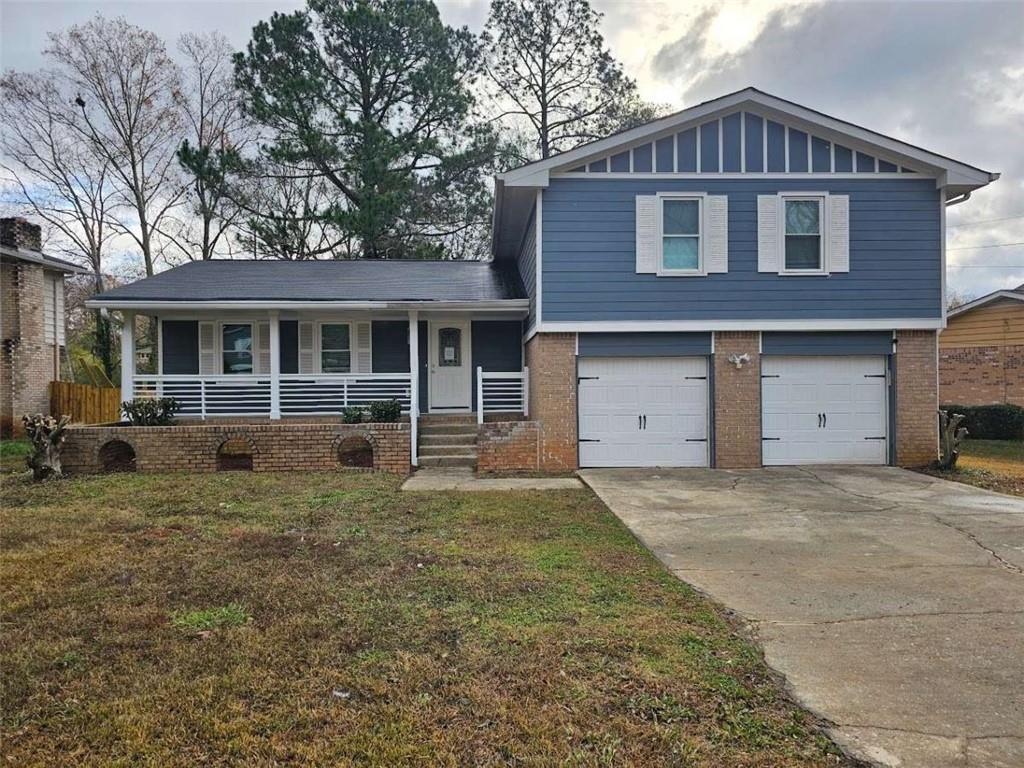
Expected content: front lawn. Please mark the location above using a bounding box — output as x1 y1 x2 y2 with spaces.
923 439 1024 496
1 470 847 766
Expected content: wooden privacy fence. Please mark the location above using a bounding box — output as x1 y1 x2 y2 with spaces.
49 382 121 425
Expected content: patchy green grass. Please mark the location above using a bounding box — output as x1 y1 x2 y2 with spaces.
0 438 30 474
923 439 1024 496
171 603 251 632
1 470 849 767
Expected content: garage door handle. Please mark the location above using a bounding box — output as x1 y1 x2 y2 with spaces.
638 415 642 430
642 414 646 430
822 413 827 428
817 413 823 428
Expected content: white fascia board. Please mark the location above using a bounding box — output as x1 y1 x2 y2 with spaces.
499 88 996 189
86 299 530 313
540 318 943 332
948 290 1024 318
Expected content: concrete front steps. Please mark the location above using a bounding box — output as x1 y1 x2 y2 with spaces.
417 414 478 468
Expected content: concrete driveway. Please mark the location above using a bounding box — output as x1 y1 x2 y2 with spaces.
580 466 1024 768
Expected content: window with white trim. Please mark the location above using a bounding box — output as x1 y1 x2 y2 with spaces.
320 323 351 373
783 196 824 272
660 196 702 273
222 323 253 374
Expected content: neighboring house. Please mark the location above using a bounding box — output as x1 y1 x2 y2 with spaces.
1 218 87 437
940 286 1023 406
88 88 998 471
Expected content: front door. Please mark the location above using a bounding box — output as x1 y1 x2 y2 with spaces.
429 320 471 411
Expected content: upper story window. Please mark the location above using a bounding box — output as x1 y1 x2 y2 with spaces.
320 323 351 373
660 196 702 274
222 323 253 374
783 197 824 272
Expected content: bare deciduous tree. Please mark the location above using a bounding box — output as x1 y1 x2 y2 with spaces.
0 69 119 377
46 15 185 276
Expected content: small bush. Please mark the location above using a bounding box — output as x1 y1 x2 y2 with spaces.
367 399 402 423
122 397 179 426
940 404 1024 440
171 603 249 632
341 406 365 424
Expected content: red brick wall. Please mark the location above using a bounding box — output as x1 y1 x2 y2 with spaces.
713 332 761 469
1 260 60 437
62 421 411 475
477 420 539 472
895 330 938 466
525 332 577 471
940 345 1024 406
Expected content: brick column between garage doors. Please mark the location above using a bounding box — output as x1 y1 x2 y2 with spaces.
525 332 578 471
713 332 762 469
895 329 939 466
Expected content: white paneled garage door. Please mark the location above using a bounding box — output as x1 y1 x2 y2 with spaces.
762 356 888 465
578 357 708 467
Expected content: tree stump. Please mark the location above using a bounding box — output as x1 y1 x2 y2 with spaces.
937 410 968 470
23 414 72 481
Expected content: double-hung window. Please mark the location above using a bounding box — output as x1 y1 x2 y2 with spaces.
320 323 351 373
660 196 702 274
222 323 253 374
783 196 824 272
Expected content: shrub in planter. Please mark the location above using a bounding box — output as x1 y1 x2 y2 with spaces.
341 406 365 424
367 399 402 423
940 404 1024 440
122 397 180 426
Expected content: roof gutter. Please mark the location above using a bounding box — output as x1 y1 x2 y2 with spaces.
85 298 530 313
945 191 972 207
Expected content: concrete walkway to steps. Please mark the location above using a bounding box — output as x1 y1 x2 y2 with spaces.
401 467 583 491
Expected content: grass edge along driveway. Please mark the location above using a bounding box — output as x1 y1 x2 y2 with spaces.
2 469 851 767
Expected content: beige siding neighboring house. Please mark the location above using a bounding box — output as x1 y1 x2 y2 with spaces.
939 286 1024 406
1 217 87 437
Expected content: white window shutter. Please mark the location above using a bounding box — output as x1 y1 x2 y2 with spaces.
829 195 850 273
355 322 372 373
55 278 65 345
704 195 728 274
256 322 271 374
757 195 780 273
298 321 315 373
198 322 217 375
635 195 658 274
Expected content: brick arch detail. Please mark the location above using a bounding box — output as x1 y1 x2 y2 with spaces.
96 436 137 465
330 430 379 453
212 430 260 456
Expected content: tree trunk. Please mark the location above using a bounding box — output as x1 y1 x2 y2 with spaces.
23 414 71 481
937 410 968 470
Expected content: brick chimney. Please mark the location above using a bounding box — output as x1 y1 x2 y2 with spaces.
0 217 42 252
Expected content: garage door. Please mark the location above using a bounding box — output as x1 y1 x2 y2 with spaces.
762 356 888 465
578 357 708 467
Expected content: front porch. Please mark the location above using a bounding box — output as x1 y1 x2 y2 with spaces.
119 309 529 468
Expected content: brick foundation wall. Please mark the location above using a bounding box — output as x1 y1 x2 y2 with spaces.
713 332 761 469
939 344 1024 406
525 333 577 471
477 420 540 472
62 421 411 475
895 330 938 466
1 260 60 437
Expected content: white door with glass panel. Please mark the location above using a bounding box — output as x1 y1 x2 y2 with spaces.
429 320 471 411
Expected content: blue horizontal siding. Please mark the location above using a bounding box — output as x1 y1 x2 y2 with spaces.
516 205 537 328
579 332 712 357
762 331 893 356
541 177 940 321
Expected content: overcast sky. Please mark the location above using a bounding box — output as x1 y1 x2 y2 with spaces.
2 0 1022 299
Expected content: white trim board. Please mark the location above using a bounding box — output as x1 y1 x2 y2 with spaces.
947 289 1024 318
88 299 530 312
540 318 943 332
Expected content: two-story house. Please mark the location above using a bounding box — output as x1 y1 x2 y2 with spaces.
85 89 998 474
1 217 87 437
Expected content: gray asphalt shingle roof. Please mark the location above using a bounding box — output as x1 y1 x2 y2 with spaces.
92 259 526 304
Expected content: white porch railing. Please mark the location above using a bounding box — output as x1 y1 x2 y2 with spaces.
279 374 411 416
133 374 412 419
476 367 529 425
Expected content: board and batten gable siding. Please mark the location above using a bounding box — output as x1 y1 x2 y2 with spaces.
541 177 941 321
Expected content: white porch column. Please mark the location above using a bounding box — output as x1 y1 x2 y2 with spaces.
408 310 419 467
120 311 135 405
269 311 281 419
